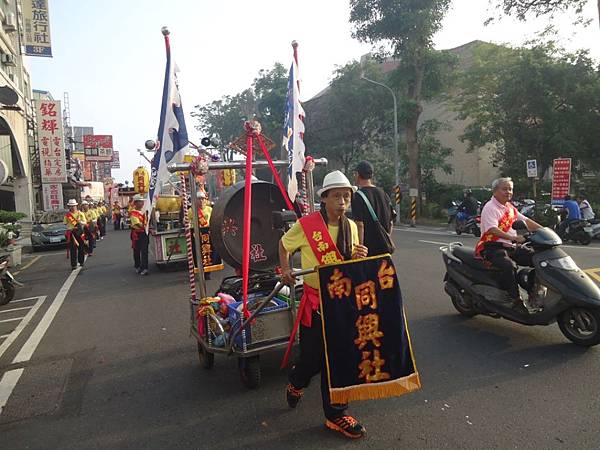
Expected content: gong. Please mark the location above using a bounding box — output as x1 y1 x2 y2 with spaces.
210 180 289 271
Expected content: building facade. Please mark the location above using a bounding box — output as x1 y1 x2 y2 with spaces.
0 0 35 217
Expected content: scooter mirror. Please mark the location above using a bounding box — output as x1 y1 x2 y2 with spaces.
512 220 527 231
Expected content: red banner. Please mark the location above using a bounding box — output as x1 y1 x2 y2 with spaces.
551 158 571 205
83 135 113 161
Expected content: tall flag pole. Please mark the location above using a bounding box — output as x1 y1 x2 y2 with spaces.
282 40 306 203
148 26 189 206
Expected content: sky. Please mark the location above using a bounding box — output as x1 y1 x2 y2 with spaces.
27 0 600 184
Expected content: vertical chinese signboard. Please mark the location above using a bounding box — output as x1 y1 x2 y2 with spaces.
42 183 64 211
22 0 53 57
111 150 120 169
36 99 66 184
551 158 572 205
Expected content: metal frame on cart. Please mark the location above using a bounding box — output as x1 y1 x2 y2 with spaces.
167 158 326 388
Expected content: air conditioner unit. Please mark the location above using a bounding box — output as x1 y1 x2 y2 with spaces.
3 12 16 33
1 53 17 66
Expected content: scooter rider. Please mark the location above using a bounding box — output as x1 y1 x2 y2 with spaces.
557 194 582 236
459 190 479 217
475 177 542 312
578 193 595 221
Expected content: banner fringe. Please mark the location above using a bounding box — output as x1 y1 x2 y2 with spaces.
329 372 421 404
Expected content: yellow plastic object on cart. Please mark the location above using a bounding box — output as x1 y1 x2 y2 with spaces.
156 195 182 213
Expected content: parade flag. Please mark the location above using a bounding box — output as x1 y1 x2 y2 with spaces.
318 255 421 403
149 27 189 206
282 41 306 202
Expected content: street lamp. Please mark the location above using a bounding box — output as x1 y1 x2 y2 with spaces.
360 72 401 225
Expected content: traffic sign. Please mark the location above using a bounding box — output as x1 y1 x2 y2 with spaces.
526 159 537 178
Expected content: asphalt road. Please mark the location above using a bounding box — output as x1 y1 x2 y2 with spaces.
1 225 599 449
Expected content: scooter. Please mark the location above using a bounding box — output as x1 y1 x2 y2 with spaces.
455 212 481 237
555 218 593 246
440 222 600 346
0 255 17 306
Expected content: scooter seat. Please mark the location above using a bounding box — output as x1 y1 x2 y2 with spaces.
452 246 501 272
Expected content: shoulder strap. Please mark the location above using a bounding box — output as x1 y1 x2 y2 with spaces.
356 190 379 223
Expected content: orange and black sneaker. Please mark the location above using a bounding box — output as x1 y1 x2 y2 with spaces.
325 415 366 439
286 383 303 408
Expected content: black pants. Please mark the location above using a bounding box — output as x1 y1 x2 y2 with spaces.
85 225 96 253
69 233 86 268
289 311 347 420
98 217 106 237
133 232 149 270
114 214 121 231
482 244 534 299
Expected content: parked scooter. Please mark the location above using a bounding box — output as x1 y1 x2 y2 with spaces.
440 222 600 346
555 217 593 246
0 255 17 306
587 219 600 240
455 212 481 237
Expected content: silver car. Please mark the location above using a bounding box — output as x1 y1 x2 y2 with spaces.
31 210 68 251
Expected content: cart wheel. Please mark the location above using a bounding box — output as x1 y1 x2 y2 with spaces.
238 356 261 389
197 341 214 369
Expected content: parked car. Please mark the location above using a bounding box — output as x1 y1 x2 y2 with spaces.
31 210 68 251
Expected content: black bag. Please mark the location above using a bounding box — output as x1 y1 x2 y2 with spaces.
356 190 396 255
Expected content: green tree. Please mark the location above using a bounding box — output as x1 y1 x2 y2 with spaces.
304 60 389 174
455 41 600 186
192 63 288 160
491 0 598 23
349 0 452 207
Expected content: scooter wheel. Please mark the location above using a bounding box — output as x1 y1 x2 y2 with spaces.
473 228 481 237
445 282 476 317
558 307 600 347
0 281 15 306
455 228 462 235
239 356 261 389
579 235 592 246
197 341 214 369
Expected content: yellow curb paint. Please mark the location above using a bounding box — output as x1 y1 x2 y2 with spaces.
583 268 600 283
12 255 41 276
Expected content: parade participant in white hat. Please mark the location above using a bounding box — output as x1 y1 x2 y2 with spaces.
278 170 368 439
64 199 87 270
130 194 149 275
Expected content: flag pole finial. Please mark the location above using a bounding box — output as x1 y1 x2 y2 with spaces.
291 40 298 48
161 26 170 36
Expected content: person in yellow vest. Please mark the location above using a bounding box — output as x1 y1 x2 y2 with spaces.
130 194 149 275
278 170 368 439
64 199 88 270
112 201 122 231
97 200 107 239
80 201 97 255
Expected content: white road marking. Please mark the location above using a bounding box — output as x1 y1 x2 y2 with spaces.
0 317 26 324
0 334 10 339
9 297 43 304
0 306 34 315
12 267 81 364
419 240 454 246
0 296 46 360
0 369 24 415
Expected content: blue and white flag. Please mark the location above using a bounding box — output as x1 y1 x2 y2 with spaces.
282 44 306 202
149 30 189 205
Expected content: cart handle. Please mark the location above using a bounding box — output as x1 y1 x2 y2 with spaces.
227 268 316 354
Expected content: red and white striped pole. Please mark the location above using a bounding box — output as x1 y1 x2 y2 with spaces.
180 173 196 301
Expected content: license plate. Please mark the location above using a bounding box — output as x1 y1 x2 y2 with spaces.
584 227 593 233
49 236 63 243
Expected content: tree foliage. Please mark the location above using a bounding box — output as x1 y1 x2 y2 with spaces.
349 0 453 200
492 0 594 21
191 63 288 159
304 60 389 174
455 41 600 186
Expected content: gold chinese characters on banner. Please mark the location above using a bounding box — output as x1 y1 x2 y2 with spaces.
133 167 149 194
